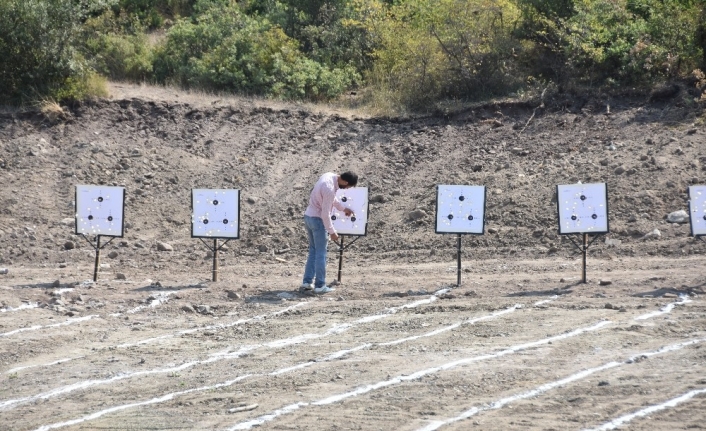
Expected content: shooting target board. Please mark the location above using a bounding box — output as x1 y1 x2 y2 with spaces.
330 187 368 236
689 185 706 236
191 189 240 239
557 183 609 235
435 185 486 234
75 185 125 237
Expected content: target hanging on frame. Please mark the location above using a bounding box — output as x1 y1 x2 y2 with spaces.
689 185 706 238
556 183 609 284
435 185 486 287
192 189 241 282
75 185 126 282
330 187 369 283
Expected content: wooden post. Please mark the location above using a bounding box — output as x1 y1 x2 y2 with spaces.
457 234 462 287
582 233 588 283
93 235 101 282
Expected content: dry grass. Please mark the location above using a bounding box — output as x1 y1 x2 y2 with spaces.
39 99 65 123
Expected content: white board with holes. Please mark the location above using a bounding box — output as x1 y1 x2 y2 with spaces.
689 185 706 236
75 185 125 237
330 187 368 236
556 183 609 234
435 185 486 234
191 189 240 239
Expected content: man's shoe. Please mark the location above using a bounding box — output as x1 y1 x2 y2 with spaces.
313 285 335 294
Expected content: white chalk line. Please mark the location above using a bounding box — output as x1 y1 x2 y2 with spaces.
634 294 691 320
1 295 441 411
26 300 519 430
0 302 306 376
0 315 99 338
534 295 558 306
126 292 174 314
418 338 705 430
225 320 611 430
0 302 39 313
584 387 706 431
225 296 692 430
5 356 85 375
30 374 254 431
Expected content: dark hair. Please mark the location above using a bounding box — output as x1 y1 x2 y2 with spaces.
340 171 358 186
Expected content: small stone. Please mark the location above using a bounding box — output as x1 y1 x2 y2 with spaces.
116 273 126 280
247 197 257 204
605 303 614 309
667 210 689 224
226 290 241 300
370 194 386 203
618 307 627 312
157 242 173 251
488 227 498 234
52 279 61 287
598 381 610 387
258 244 269 252
408 209 427 221
614 166 625 175
108 251 119 259
64 241 76 250
599 279 613 286
181 304 195 313
641 229 661 240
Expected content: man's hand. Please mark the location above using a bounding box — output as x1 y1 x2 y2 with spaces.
343 208 354 217
331 233 340 242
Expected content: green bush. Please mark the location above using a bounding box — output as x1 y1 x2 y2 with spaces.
364 0 524 110
0 0 91 103
153 0 358 99
83 12 154 81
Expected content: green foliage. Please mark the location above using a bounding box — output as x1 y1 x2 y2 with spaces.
153 0 358 99
83 12 154 81
515 0 705 87
0 0 112 103
365 0 524 110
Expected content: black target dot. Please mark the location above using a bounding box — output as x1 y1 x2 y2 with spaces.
331 215 337 220
591 214 598 219
87 215 93 220
459 196 465 201
447 214 454 220
107 216 113 221
580 195 586 201
351 217 357 222
213 200 219 205
468 215 474 221
703 215 706 221
223 219 228 224
571 215 577 221
203 219 209 224
97 197 104 202
342 197 348 202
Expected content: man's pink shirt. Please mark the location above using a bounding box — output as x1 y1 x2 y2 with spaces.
304 172 346 234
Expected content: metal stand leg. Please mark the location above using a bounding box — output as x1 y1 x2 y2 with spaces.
457 234 462 287
582 233 588 284
337 235 345 283
213 238 219 282
93 235 101 282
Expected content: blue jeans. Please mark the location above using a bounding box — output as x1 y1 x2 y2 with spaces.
303 215 329 288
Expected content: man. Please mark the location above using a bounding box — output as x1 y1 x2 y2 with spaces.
300 171 358 294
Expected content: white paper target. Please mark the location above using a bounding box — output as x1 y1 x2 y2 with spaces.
689 185 706 236
330 187 368 236
192 189 240 239
557 183 609 234
75 185 125 237
435 185 486 234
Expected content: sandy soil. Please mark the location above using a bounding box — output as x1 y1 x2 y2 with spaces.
0 82 705 430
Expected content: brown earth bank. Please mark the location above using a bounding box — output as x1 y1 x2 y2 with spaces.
0 82 705 431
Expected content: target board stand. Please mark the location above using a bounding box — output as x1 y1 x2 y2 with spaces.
556 183 610 283
192 189 241 281
330 187 369 283
688 185 706 243
435 185 486 287
75 185 126 282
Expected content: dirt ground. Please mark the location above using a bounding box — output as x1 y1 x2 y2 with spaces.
1 82 705 430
